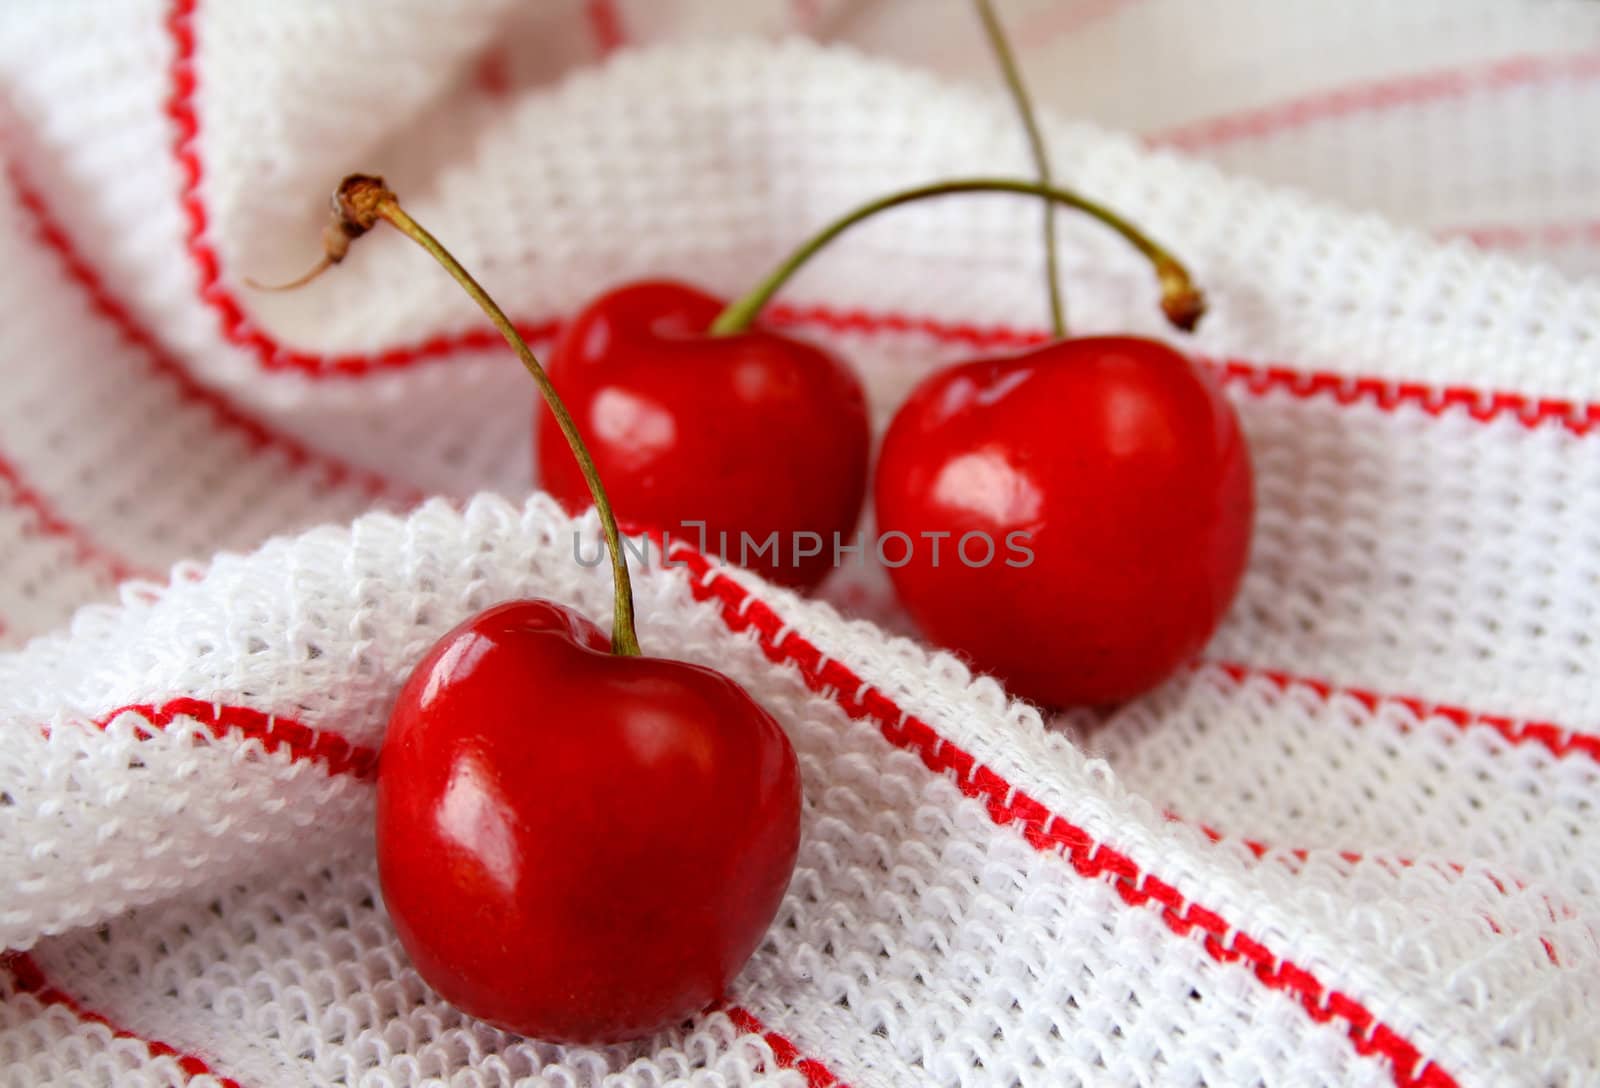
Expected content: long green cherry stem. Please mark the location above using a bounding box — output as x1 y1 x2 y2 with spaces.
266 175 641 657
709 178 1204 337
975 0 1064 338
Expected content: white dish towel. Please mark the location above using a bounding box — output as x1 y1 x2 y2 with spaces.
1 1 1598 1085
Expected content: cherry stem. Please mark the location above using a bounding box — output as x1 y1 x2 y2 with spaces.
275 175 641 657
975 0 1064 338
709 178 1204 336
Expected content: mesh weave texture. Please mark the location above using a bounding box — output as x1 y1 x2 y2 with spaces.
2 1 1599 1085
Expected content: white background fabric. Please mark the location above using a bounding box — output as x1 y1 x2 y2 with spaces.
1 1 1598 1085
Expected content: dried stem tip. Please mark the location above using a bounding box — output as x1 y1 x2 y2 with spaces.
333 173 396 241
245 174 399 292
319 173 396 266
1157 257 1206 332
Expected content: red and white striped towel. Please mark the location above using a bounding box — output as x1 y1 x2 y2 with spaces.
2 2 1597 1085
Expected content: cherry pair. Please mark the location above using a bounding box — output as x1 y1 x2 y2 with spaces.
538 179 1253 708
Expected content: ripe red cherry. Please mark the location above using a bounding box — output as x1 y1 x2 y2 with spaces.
874 336 1253 707
537 280 870 589
376 599 802 1043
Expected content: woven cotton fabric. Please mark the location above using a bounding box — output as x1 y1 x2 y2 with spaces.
2 1 1599 1085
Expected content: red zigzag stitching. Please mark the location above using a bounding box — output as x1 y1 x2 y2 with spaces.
1212 661 1600 765
666 546 1459 1088
162 0 1600 439
5 948 848 1086
7 161 414 502
2 951 246 1088
93 697 379 781
0 451 145 583
57 548 1472 1087
727 1006 846 1087
1149 50 1600 151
